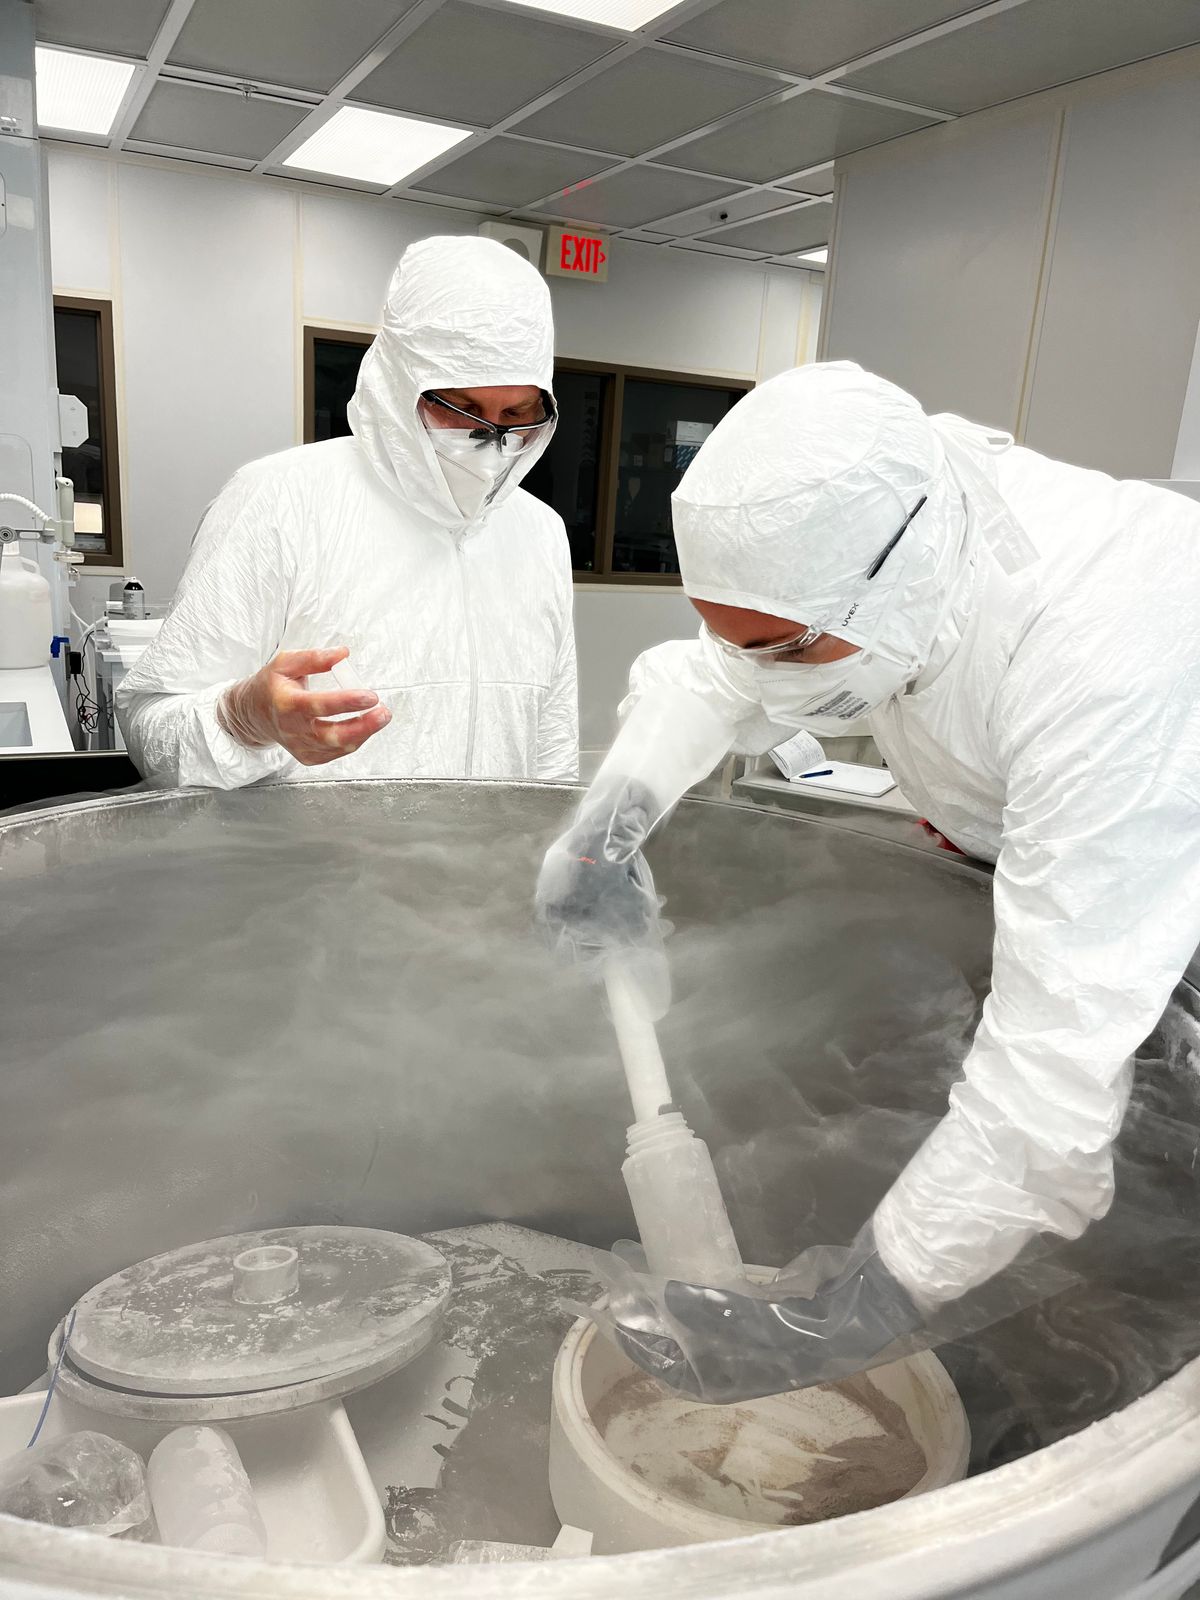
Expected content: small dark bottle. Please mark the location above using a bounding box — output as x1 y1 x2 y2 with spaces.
122 577 146 620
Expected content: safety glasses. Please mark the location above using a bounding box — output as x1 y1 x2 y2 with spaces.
704 495 928 664
420 389 558 457
704 620 824 662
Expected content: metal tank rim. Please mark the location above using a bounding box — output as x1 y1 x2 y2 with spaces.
0 774 993 874
2 779 1199 1597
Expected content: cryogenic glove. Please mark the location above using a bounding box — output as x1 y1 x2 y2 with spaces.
607 1234 921 1404
536 686 735 1017
219 646 391 767
536 778 663 953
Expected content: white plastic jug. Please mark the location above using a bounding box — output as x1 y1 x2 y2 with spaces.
0 550 52 669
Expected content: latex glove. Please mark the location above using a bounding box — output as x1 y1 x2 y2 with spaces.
610 1247 921 1404
218 647 390 766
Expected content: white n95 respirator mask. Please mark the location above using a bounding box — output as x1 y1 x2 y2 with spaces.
753 648 915 734
424 426 521 523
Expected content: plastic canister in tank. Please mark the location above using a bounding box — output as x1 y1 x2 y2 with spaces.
146 1425 267 1557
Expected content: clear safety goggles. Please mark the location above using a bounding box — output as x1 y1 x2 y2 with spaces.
419 389 558 457
703 494 928 666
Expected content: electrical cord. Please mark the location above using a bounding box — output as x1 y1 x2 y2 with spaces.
25 1308 77 1449
70 626 100 742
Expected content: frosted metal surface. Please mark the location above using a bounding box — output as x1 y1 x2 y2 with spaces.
0 781 995 1393
2 782 1200 1596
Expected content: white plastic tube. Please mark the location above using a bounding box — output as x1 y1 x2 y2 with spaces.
605 959 743 1285
623 1112 744 1285
146 1426 267 1558
604 960 672 1123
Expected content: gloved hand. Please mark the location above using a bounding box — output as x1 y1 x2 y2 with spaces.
608 1247 922 1404
536 684 736 1017
218 647 390 766
537 780 660 950
536 780 669 1017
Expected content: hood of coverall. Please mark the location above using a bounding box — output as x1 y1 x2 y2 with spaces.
348 235 556 532
671 362 1003 683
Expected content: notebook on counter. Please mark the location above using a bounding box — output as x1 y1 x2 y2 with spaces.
768 730 897 797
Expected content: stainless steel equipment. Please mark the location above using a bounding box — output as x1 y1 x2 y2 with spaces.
1 781 1199 1600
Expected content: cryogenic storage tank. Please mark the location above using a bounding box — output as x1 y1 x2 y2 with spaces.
2 781 1200 1600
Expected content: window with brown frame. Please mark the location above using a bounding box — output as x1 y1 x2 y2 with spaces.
523 360 751 583
52 297 123 568
303 326 375 444
301 332 750 582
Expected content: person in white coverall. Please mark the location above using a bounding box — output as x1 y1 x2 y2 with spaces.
117 236 577 788
538 361 1200 1403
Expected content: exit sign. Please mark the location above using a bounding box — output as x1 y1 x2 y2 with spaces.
546 226 610 282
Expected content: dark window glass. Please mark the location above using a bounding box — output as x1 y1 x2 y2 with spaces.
612 380 741 575
311 336 371 441
522 368 609 572
53 304 119 560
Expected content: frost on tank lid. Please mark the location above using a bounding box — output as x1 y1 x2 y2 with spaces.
66 1226 451 1396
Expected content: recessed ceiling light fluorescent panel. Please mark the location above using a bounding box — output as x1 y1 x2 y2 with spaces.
496 0 681 29
35 46 137 136
284 107 471 186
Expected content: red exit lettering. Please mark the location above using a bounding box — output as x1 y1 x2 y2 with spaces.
558 233 608 274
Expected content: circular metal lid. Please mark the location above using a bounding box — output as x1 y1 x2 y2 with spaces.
66 1226 451 1398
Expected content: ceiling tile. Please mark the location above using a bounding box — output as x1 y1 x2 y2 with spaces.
35 0 171 56
532 164 740 228
167 0 415 94
839 0 1200 114
697 200 832 253
655 186 803 236
673 240 771 260
662 0 987 77
353 1 617 128
669 89 937 182
783 163 835 194
130 81 309 160
411 137 609 207
510 49 778 158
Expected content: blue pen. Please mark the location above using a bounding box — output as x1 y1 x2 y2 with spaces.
800 767 834 779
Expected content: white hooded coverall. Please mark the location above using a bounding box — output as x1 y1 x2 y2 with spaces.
117 236 578 789
627 362 1200 1307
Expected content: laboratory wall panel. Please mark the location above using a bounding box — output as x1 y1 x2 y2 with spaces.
821 103 1061 431
1022 52 1200 478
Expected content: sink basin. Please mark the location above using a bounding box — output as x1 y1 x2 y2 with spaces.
0 702 32 747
